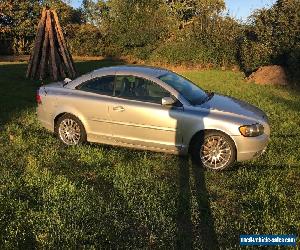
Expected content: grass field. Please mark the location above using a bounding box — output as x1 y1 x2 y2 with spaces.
0 60 299 248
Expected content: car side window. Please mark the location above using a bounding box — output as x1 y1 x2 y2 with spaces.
114 75 171 104
77 76 115 96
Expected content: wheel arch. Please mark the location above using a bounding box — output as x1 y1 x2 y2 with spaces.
54 112 67 130
188 129 237 159
53 112 88 134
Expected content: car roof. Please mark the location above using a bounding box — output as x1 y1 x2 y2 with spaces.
92 65 171 78
65 65 173 89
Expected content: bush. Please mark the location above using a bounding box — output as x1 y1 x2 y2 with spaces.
238 38 273 73
286 47 300 85
150 37 238 67
150 40 215 65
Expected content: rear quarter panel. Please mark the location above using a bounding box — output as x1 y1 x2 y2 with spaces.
37 87 58 131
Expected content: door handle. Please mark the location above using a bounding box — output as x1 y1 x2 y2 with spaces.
113 106 125 112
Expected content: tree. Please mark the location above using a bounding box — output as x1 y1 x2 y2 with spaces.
166 0 225 26
0 0 82 54
106 0 174 55
81 0 109 26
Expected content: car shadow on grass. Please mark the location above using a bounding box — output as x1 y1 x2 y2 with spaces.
177 157 219 249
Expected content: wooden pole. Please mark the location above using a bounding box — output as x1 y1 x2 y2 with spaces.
52 13 73 77
52 10 76 78
38 14 50 80
53 40 65 78
47 10 58 81
26 8 47 79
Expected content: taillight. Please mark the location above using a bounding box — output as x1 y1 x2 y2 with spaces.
36 90 42 104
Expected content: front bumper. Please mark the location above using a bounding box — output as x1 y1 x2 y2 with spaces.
232 133 270 161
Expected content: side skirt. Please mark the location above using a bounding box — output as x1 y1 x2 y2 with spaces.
87 133 187 155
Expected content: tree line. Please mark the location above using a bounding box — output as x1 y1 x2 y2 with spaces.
0 0 299 83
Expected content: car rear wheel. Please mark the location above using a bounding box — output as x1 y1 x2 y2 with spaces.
191 131 236 170
55 114 86 145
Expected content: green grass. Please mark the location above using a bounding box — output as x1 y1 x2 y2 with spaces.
0 60 299 249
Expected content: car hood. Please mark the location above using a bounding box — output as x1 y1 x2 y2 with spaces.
199 94 267 122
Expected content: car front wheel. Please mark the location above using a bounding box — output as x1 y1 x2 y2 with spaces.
55 114 86 145
191 131 236 170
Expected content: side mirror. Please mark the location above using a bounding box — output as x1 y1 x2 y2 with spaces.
64 78 72 84
162 97 176 106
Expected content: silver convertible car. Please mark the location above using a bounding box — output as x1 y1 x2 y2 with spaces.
37 66 270 170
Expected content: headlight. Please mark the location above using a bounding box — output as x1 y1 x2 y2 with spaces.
239 123 264 137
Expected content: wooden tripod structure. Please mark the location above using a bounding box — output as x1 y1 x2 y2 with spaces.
26 8 76 81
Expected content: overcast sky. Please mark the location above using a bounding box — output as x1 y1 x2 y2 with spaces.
69 0 276 20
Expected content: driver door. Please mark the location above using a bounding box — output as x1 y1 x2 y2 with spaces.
108 75 184 152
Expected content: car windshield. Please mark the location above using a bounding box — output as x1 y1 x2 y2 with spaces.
158 72 209 105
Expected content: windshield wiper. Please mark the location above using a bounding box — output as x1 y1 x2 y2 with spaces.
197 91 214 105
206 91 214 101
191 92 214 105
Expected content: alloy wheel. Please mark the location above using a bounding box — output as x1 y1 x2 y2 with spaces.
58 118 81 145
200 135 232 170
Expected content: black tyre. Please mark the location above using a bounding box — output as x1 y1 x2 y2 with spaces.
55 114 87 145
191 130 236 170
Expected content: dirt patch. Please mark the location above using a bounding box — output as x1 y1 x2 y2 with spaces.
247 65 288 85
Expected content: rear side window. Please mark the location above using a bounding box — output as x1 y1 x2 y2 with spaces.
77 76 115 96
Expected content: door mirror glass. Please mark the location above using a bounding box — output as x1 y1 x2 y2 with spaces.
162 97 176 106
